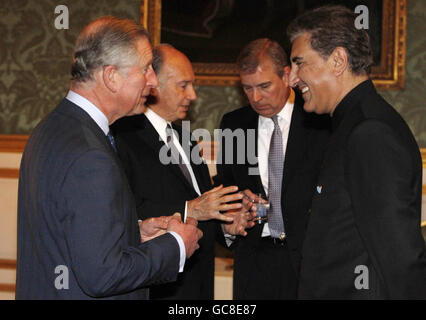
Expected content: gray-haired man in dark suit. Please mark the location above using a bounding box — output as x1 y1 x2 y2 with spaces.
16 16 202 300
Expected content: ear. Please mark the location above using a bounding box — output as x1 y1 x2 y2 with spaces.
330 47 348 76
102 65 121 93
281 65 291 86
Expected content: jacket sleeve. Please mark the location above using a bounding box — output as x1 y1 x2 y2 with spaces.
60 149 180 298
344 119 426 299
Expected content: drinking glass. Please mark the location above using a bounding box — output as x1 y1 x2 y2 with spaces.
253 194 269 224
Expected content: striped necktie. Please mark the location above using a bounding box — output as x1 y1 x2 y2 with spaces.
267 115 286 240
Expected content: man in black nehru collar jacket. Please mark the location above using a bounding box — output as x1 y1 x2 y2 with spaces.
287 5 426 299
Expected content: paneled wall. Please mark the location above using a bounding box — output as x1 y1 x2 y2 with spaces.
0 0 425 147
0 150 20 299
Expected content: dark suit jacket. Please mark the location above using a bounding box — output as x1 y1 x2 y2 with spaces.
112 113 220 300
298 80 426 299
215 95 330 298
16 99 180 300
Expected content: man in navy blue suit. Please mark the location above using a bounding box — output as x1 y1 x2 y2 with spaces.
16 16 202 300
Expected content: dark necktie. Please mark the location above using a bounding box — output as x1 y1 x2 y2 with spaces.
267 116 286 240
166 124 193 188
107 131 117 153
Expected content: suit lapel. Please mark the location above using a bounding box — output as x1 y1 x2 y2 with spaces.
59 99 115 155
282 97 307 195
142 117 195 191
172 123 209 194
137 114 167 156
243 108 265 196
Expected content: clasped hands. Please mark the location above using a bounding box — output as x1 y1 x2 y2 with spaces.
139 213 202 258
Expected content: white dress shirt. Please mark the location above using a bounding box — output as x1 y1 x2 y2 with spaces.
65 91 186 271
145 107 202 222
257 89 294 237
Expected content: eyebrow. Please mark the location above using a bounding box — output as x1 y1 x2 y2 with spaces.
177 80 193 85
291 56 303 63
242 81 271 88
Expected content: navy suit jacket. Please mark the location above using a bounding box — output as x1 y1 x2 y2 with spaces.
16 98 180 299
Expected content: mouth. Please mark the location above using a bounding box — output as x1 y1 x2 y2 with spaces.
301 86 309 94
254 104 269 110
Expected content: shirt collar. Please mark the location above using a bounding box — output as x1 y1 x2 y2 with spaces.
259 88 295 129
65 90 110 135
145 107 170 143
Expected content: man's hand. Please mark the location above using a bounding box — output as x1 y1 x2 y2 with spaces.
167 213 203 259
139 216 170 243
187 185 243 222
241 189 263 206
222 207 257 236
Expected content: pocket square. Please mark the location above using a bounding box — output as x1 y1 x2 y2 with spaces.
316 185 322 194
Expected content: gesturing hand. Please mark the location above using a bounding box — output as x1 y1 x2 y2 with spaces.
187 185 243 222
222 207 257 236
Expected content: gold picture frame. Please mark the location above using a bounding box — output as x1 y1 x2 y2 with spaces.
140 0 406 89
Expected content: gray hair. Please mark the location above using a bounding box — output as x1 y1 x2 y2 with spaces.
71 16 151 83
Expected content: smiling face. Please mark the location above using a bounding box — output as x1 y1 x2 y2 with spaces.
240 57 290 118
289 33 338 115
152 50 197 122
118 37 158 117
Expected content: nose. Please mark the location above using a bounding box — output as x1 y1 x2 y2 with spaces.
252 88 262 103
289 67 299 88
146 65 158 89
187 85 197 101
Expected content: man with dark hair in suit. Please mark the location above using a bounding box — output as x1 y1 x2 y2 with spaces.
215 38 330 299
16 16 202 300
287 5 426 299
112 44 253 299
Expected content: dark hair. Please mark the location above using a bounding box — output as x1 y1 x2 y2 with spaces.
287 5 373 75
236 38 288 77
71 16 150 83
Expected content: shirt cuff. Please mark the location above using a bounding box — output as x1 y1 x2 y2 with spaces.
167 231 186 272
221 224 236 247
183 201 188 223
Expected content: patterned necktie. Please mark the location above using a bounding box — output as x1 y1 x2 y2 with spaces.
267 116 286 240
166 124 193 188
107 131 117 153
